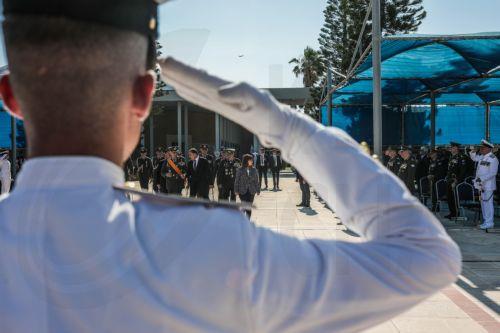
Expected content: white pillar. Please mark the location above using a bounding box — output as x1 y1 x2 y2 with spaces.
177 101 182 149
215 114 221 152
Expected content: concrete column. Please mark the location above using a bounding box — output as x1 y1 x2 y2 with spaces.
215 114 221 152
177 101 182 149
149 115 154 155
184 104 189 155
253 135 259 152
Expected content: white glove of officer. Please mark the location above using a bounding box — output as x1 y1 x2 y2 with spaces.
159 57 315 152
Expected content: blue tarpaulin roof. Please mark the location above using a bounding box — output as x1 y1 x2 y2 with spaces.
330 33 500 106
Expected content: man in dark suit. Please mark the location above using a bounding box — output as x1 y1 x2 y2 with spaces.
187 148 211 199
255 147 269 190
269 149 282 190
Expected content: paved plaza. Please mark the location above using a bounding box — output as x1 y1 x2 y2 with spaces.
249 172 500 333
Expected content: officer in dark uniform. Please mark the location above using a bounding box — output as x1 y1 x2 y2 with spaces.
214 147 226 183
384 146 402 174
153 147 166 193
136 147 153 190
415 146 430 189
397 146 417 194
161 146 187 195
216 148 241 202
445 142 468 219
199 144 215 190
428 149 448 212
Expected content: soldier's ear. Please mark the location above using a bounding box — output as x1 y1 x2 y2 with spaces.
131 70 156 121
0 74 23 120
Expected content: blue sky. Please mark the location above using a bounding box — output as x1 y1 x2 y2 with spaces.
1 0 499 87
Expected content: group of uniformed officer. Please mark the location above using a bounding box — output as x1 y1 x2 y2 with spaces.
127 144 248 202
384 141 499 229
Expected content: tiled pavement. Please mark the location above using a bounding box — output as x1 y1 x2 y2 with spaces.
250 173 500 333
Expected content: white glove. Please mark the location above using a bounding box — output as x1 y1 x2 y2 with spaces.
159 57 314 150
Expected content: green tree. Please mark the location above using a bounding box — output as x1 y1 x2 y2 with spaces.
289 47 325 87
289 47 326 120
318 0 426 80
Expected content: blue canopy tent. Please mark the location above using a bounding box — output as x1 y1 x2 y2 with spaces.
322 33 500 146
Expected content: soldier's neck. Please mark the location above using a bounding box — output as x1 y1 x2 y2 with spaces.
28 136 124 167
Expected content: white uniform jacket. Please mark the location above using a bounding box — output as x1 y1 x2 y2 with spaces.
0 116 461 333
470 151 499 191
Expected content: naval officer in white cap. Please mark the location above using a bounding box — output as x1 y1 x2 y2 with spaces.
470 139 499 230
0 0 460 332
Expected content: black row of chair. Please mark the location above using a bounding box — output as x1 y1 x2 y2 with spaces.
419 176 482 224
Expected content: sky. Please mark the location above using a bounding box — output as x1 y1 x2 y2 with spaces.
0 0 499 88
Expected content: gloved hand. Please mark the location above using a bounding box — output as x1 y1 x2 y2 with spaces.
159 57 314 150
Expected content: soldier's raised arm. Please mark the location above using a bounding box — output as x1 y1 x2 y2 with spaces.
160 58 461 332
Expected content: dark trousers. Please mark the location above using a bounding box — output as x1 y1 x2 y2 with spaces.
190 182 209 199
257 167 268 188
240 191 255 218
271 168 280 188
300 181 310 205
219 184 236 202
139 176 150 190
166 180 183 195
446 181 458 217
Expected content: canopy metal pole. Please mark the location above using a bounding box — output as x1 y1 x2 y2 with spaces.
372 0 382 156
327 67 333 126
430 92 437 148
10 115 17 179
485 102 491 141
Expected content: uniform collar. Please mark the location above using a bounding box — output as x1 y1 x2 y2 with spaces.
14 156 124 190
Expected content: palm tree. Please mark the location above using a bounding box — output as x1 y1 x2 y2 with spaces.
289 47 325 87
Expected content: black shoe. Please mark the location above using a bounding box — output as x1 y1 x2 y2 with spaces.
304 204 310 208
296 203 305 207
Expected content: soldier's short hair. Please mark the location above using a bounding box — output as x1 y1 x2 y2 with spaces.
3 15 148 138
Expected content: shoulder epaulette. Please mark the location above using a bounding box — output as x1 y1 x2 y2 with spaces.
113 185 253 212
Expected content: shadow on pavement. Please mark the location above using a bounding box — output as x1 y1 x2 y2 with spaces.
439 215 500 316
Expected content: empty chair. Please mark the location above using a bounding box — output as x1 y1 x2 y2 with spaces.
455 181 481 224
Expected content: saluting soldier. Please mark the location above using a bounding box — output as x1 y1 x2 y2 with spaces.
161 146 187 195
444 142 469 219
384 146 402 174
469 140 499 230
0 1 460 331
216 148 241 202
397 146 418 194
136 147 153 190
